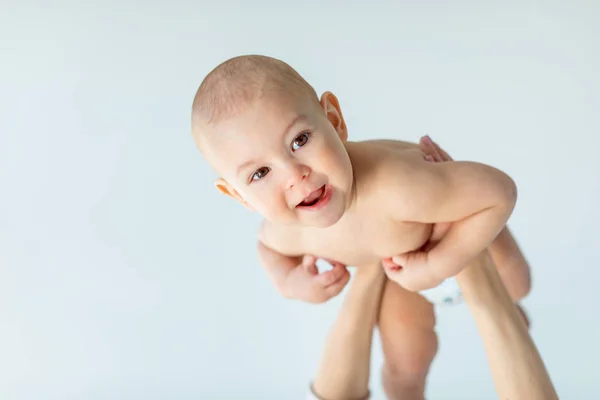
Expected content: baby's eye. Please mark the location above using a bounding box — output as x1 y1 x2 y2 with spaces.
251 167 270 182
291 132 310 151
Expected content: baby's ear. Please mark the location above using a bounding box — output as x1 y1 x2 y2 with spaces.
214 178 255 211
320 91 348 142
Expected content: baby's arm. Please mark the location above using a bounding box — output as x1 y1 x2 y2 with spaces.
381 150 517 289
420 136 531 301
256 240 350 304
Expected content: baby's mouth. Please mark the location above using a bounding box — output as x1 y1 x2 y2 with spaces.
297 185 326 207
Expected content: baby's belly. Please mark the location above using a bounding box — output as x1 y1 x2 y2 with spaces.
302 221 433 267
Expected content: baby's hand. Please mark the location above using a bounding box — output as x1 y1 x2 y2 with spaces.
382 218 453 291
382 252 443 292
284 255 350 304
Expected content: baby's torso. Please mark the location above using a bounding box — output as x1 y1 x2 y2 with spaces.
260 139 433 267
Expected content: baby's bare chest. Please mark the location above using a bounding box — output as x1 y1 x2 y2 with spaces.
269 213 432 267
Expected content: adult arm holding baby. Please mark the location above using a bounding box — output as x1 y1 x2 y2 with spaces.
415 137 555 398
307 137 555 400
456 251 558 400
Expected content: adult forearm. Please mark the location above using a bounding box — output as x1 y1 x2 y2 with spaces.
456 252 558 400
312 265 386 400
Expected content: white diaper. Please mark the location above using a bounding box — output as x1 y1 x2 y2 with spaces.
419 276 463 306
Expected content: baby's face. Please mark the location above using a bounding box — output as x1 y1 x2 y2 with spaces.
202 92 353 227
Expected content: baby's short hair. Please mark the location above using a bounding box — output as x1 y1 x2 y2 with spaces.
191 55 318 140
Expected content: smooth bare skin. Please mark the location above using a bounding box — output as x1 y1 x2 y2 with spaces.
309 263 386 400
196 56 516 290
193 55 529 399
307 253 554 400
202 91 354 229
257 241 350 304
457 252 557 400
250 92 516 291
256 136 532 400
308 140 550 400
419 136 532 301
375 138 532 400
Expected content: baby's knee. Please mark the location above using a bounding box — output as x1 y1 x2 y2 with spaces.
381 334 437 400
382 356 432 400
383 330 438 381
508 276 531 302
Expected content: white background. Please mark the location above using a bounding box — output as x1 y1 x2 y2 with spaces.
2 1 599 399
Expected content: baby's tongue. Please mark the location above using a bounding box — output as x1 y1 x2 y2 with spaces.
302 187 323 205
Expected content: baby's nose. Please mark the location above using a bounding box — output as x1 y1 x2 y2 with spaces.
286 163 310 189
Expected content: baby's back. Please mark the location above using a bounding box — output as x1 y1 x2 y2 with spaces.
260 139 434 267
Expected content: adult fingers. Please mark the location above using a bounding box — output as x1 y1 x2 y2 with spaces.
419 136 442 163
423 135 444 162
431 139 454 161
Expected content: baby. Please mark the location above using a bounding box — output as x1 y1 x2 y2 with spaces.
191 55 531 398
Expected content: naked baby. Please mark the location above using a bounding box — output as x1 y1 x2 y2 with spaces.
191 55 531 399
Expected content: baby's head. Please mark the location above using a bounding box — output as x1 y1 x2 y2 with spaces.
191 55 354 227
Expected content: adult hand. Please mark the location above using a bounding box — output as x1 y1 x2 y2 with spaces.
420 134 454 162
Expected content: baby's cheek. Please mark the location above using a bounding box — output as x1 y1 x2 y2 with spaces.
260 194 292 219
319 150 349 179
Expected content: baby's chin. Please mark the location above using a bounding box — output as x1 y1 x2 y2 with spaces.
297 206 347 228
263 210 344 229
311 209 345 227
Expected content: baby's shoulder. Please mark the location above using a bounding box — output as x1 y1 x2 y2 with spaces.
348 138 438 223
348 139 427 190
348 138 425 168
352 138 419 151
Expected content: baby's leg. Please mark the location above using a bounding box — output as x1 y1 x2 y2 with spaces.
378 278 437 400
488 227 531 302
486 227 532 328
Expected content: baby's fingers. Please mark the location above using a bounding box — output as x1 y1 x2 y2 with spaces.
382 263 403 284
302 255 319 275
324 269 350 297
391 254 408 267
315 263 348 287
